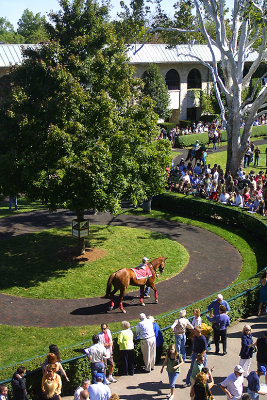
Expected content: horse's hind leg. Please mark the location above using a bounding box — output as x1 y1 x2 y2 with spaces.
150 282 158 303
119 288 127 313
140 285 145 306
109 288 117 311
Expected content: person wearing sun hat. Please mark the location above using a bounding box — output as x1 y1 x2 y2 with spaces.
247 366 267 399
220 365 245 399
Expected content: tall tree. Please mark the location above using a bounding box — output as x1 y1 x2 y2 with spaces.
0 17 24 43
142 64 171 119
0 0 171 254
138 0 267 175
17 9 48 43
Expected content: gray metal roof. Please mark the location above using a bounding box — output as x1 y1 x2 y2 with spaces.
127 43 258 64
0 44 32 68
0 43 259 68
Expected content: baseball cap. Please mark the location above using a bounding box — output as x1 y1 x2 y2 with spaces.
142 257 149 263
258 366 266 375
96 373 103 380
234 365 244 374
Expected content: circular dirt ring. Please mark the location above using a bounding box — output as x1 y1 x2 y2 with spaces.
0 211 242 327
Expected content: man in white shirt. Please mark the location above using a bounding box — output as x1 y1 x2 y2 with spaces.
84 335 108 384
234 191 244 208
171 309 194 361
220 365 244 399
219 190 230 204
88 374 111 400
135 313 156 372
74 380 90 400
98 323 117 383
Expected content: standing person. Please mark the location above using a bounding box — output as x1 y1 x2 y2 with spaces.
136 257 151 298
190 353 205 386
192 309 202 328
134 313 156 372
160 344 184 400
255 331 267 376
171 309 194 362
9 195 18 211
185 327 207 387
254 147 261 167
11 366 28 400
247 366 267 399
41 366 62 400
88 374 111 400
190 370 214 400
206 305 230 355
84 335 108 385
0 385 8 400
98 323 117 383
74 380 90 400
148 316 164 364
258 271 267 316
239 325 255 378
220 365 244 400
117 321 134 376
48 345 70 382
208 294 230 317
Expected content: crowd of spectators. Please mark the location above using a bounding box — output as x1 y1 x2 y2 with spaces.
6 301 267 400
167 157 267 216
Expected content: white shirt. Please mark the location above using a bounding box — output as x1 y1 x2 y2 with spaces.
84 343 107 363
221 372 244 400
98 329 113 358
135 318 155 339
171 317 194 335
74 386 88 400
219 193 230 204
88 383 111 400
234 194 243 208
192 316 202 328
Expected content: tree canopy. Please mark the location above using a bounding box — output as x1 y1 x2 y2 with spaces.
142 64 171 120
0 0 171 253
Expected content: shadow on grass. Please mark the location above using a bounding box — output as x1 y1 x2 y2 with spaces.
0 226 108 291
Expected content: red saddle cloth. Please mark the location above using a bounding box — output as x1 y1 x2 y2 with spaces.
131 266 152 280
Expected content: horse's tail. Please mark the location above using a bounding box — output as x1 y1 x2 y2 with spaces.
104 273 116 298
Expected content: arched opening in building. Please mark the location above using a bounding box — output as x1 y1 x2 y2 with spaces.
187 68 202 89
165 69 180 90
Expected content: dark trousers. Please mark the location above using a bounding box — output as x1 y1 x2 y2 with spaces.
214 329 227 353
121 349 134 375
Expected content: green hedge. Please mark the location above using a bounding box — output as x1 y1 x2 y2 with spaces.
175 125 267 148
152 192 267 241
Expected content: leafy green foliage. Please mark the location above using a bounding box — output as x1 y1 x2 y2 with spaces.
142 64 171 120
0 0 171 223
17 9 48 43
0 17 24 43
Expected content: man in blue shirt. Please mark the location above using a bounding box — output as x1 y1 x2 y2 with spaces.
206 305 230 355
247 366 266 399
185 326 207 386
208 294 230 316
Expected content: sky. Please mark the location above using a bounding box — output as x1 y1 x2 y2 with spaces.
2 0 234 28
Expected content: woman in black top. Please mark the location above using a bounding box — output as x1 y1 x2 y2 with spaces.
190 370 214 400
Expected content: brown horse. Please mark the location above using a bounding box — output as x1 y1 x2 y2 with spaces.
185 146 205 165
104 256 167 313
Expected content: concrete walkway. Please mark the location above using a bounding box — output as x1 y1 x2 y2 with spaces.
63 314 267 400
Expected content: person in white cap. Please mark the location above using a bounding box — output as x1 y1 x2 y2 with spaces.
134 313 156 372
220 365 244 399
136 257 151 298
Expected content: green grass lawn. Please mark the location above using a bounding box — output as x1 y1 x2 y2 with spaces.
0 197 44 218
0 225 188 299
206 143 267 172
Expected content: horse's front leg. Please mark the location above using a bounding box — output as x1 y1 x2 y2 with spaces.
119 289 126 313
150 283 158 303
140 285 145 306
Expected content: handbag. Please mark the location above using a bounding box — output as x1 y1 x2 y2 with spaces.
204 383 214 400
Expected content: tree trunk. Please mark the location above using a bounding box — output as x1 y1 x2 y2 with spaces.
76 209 85 255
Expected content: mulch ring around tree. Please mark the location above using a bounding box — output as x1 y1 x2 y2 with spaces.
57 247 108 263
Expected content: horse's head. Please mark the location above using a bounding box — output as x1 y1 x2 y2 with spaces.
158 256 167 274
